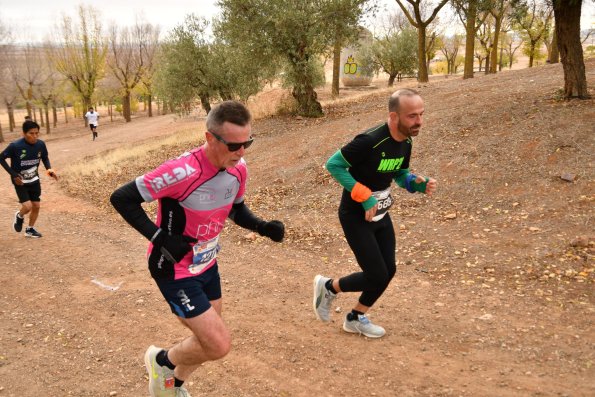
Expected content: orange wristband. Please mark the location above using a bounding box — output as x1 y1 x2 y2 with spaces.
351 182 372 203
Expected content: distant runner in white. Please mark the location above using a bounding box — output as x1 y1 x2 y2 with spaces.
85 107 99 141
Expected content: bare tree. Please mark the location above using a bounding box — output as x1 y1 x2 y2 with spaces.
96 74 121 122
395 0 450 82
107 20 149 122
440 34 464 73
8 43 47 117
35 62 60 134
138 22 160 117
452 0 491 79
0 17 14 140
488 0 511 73
512 0 552 67
51 5 107 126
502 31 523 68
476 12 494 73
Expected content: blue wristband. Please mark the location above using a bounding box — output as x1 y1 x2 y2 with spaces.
404 173 417 193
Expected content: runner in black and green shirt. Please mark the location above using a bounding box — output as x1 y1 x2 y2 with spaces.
313 89 437 338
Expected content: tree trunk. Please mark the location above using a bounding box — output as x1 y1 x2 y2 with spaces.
332 35 341 98
292 84 323 117
485 53 490 74
123 93 132 122
52 105 58 128
7 103 15 132
499 44 504 71
39 108 44 127
44 106 50 134
417 25 429 82
26 85 33 117
490 16 502 73
199 94 211 115
148 94 153 117
550 24 560 63
388 74 396 86
529 46 535 67
554 0 588 98
463 5 477 79
63 106 69 124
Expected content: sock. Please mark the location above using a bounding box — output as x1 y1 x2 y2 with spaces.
325 279 337 294
174 377 184 387
16 212 23 219
156 350 176 370
347 310 364 322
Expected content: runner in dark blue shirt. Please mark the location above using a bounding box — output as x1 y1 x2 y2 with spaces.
0 120 58 237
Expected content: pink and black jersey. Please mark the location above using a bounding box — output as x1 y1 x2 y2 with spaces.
135 146 247 280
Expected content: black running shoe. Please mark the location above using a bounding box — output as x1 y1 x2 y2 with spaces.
25 227 42 238
13 211 24 232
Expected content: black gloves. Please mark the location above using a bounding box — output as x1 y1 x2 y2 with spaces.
153 230 197 264
257 220 285 242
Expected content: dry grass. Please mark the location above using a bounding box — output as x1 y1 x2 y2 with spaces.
63 126 201 179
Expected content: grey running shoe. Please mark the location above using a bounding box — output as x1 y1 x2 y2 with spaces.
13 211 24 232
343 314 386 338
24 226 42 238
144 345 175 397
313 275 336 322
176 386 191 397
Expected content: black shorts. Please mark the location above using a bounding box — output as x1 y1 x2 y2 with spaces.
89 124 97 131
155 263 222 319
14 182 41 203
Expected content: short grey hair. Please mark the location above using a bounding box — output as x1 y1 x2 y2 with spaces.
206 100 252 135
388 88 420 113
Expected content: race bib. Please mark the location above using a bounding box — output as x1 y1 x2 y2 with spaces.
20 166 39 183
190 236 220 274
372 187 393 222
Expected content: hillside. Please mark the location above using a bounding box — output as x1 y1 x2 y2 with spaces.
0 60 593 397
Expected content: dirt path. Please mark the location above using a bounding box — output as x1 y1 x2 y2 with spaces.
1 63 594 397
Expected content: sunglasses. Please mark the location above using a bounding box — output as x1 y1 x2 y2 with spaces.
210 131 254 151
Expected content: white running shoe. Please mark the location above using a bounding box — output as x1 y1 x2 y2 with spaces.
176 386 191 397
144 345 175 397
343 314 386 338
313 275 336 322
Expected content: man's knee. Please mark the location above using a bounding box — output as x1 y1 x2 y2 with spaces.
365 269 393 288
203 333 231 360
183 308 232 362
31 201 41 210
21 201 33 212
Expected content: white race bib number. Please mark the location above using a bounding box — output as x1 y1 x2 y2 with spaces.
20 166 39 183
190 236 220 274
372 187 393 222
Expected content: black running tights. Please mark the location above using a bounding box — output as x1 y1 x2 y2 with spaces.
338 211 397 307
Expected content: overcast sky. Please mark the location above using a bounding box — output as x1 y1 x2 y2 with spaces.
1 0 593 42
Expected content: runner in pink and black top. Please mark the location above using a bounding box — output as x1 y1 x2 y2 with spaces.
110 101 284 397
135 146 248 280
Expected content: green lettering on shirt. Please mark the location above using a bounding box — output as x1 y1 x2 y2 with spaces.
377 157 404 172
